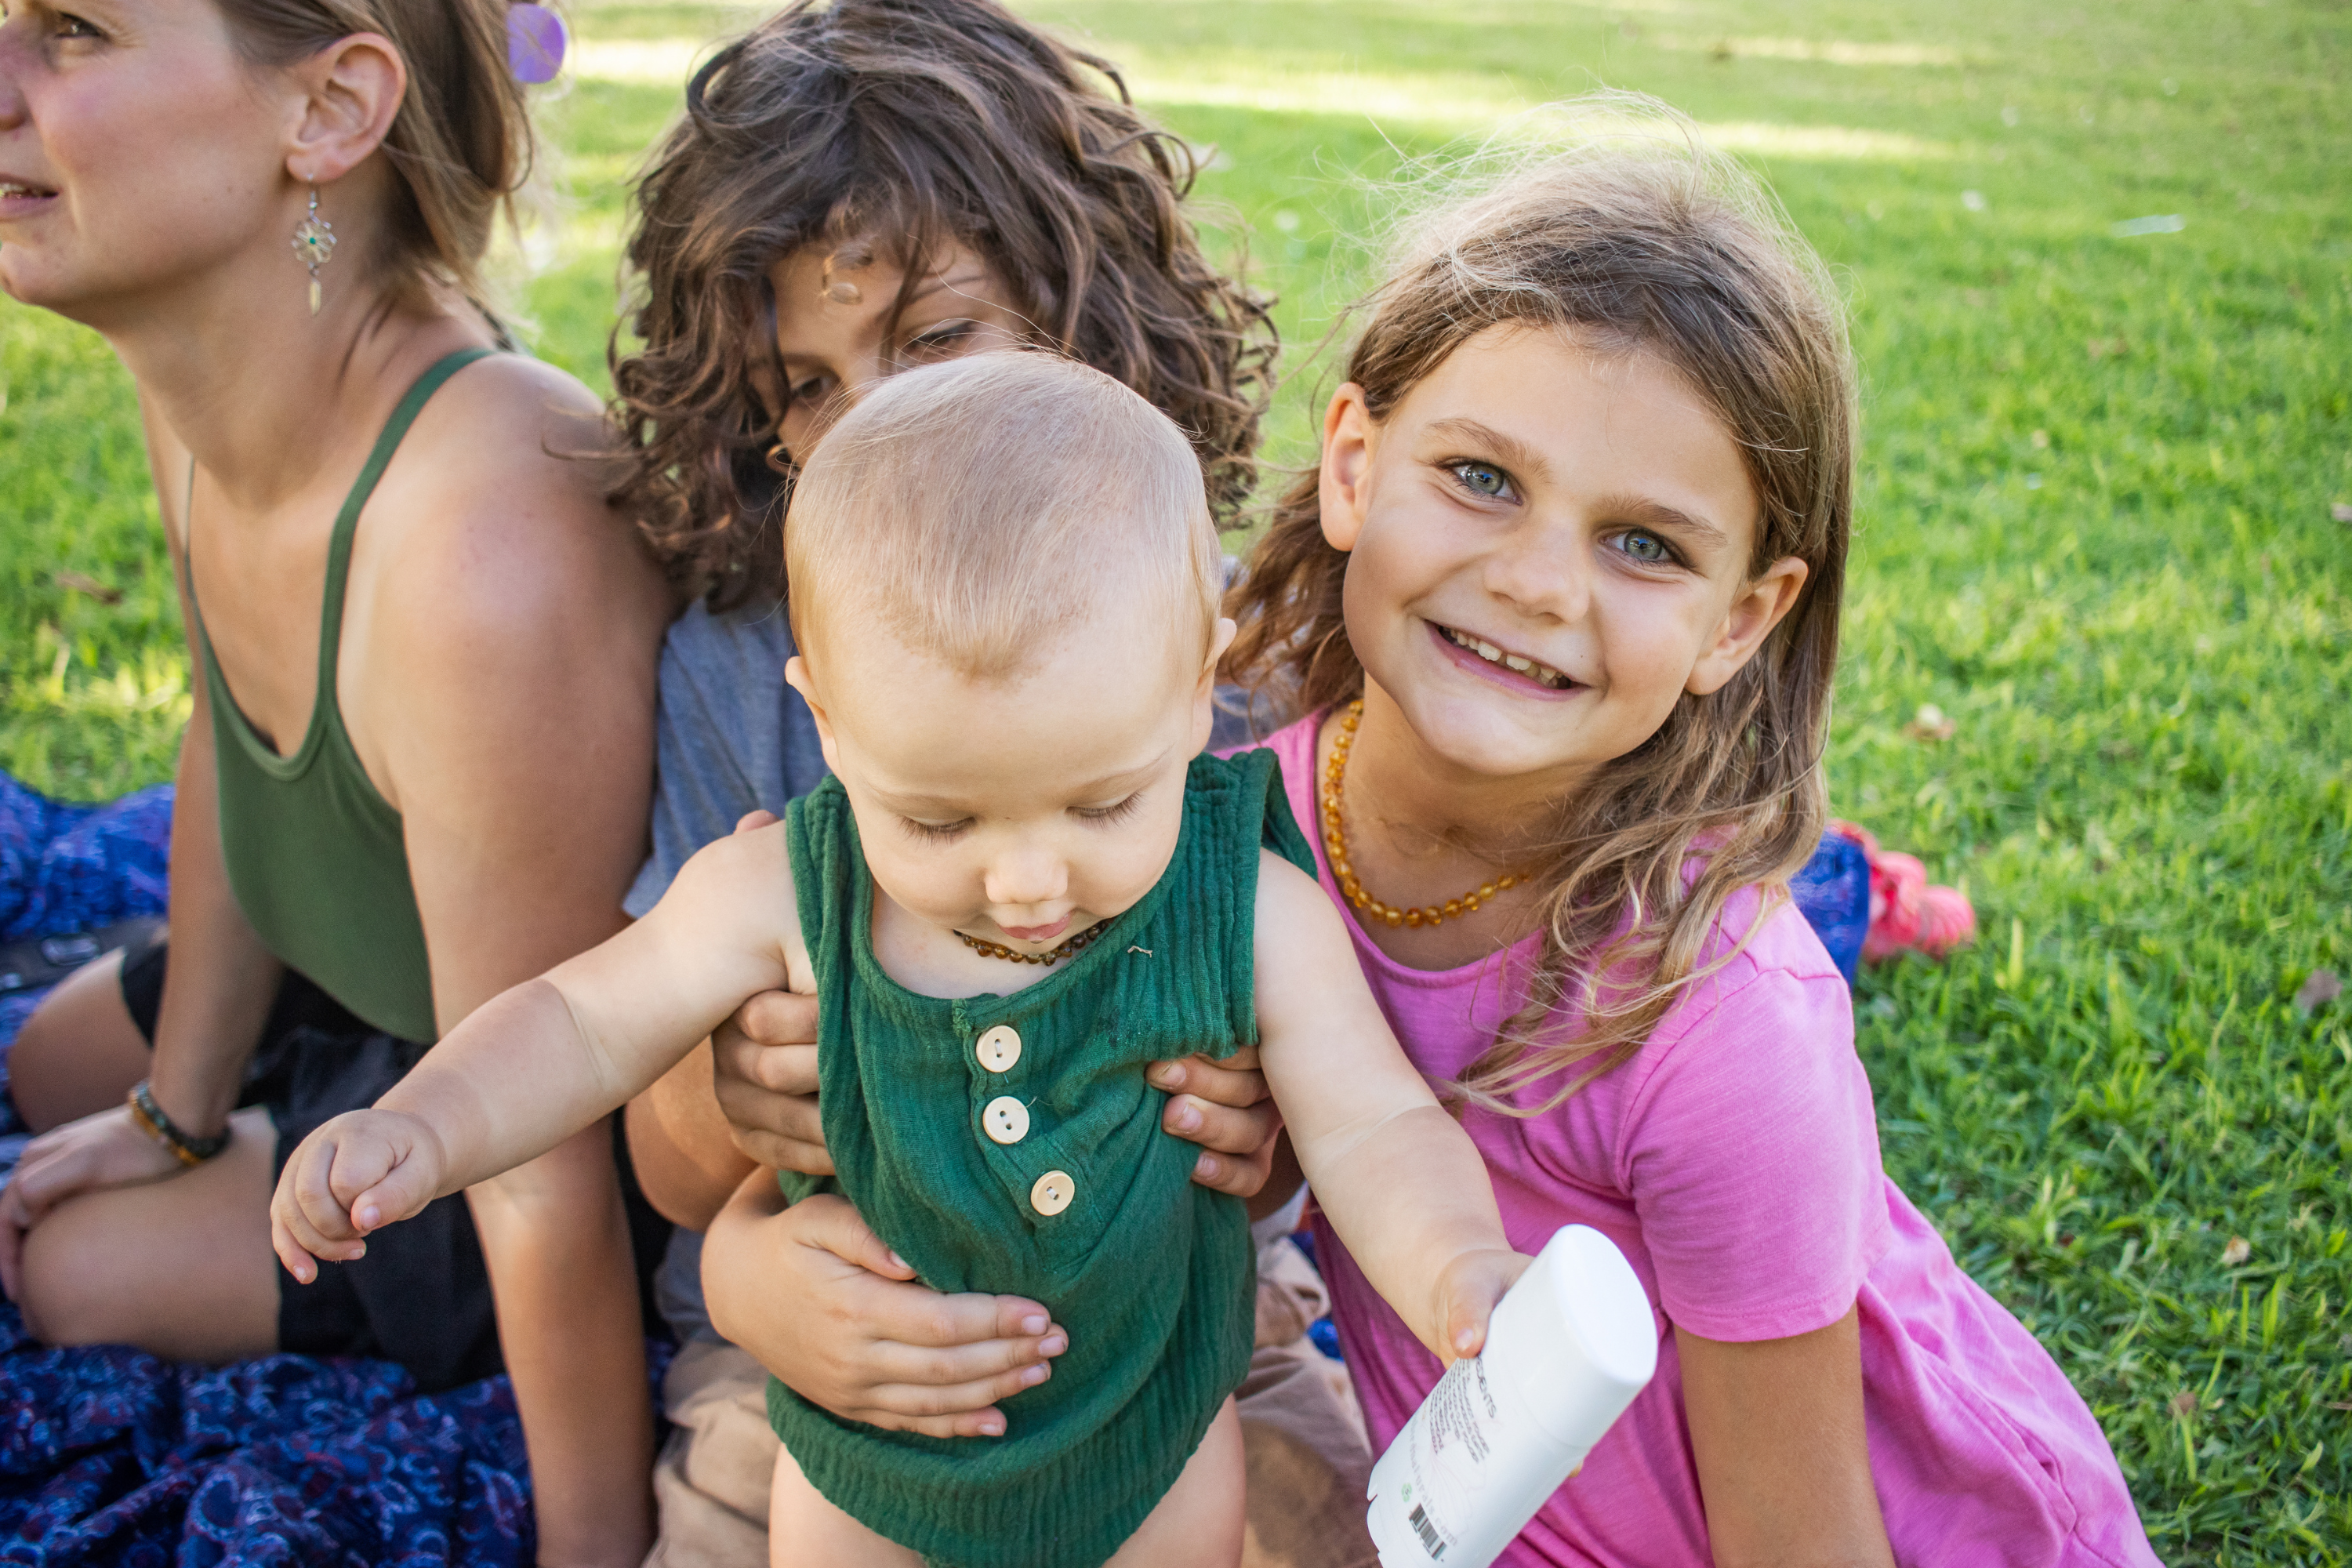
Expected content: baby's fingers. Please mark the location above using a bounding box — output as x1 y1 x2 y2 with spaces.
340 1156 437 1236
270 1160 365 1285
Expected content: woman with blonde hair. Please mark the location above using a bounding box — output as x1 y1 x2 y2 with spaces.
0 1 673 1559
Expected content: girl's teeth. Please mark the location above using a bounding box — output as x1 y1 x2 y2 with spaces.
1446 626 1571 688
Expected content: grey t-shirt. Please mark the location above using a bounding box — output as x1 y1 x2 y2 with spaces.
625 597 830 918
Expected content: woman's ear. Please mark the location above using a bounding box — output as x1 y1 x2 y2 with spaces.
782 655 844 773
1687 557 1810 696
1317 383 1377 553
282 34 407 187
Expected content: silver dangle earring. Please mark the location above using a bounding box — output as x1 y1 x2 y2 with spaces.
292 184 336 316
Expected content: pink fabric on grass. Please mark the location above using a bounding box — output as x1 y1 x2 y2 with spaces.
1250 714 2159 1568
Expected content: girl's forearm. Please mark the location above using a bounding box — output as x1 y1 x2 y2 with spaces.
468 1122 653 1567
1294 1104 1512 1349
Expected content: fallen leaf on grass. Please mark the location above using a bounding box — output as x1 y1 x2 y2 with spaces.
53 571 122 605
2168 1390 2199 1419
2295 969 2342 1012
2220 1236 2251 1267
1904 703 1957 742
2332 503 2352 524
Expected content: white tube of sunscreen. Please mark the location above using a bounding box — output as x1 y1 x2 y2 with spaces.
1364 1225 1657 1567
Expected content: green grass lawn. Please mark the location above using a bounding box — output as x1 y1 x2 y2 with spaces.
2 0 2347 1559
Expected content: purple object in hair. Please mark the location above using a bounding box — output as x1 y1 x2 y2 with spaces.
507 2 566 84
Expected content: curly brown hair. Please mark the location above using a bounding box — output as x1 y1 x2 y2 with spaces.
1225 103 1854 1114
609 0 1278 609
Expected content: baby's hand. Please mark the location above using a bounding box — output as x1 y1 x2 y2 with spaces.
1428 1248 1536 1366
269 1110 449 1284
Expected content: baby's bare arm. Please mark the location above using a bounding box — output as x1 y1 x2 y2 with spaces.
374 823 808 1195
1252 853 1527 1359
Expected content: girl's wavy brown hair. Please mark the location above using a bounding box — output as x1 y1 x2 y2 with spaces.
1225 102 1854 1115
611 0 1277 608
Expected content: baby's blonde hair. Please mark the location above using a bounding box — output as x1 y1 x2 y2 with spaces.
786 352 1221 682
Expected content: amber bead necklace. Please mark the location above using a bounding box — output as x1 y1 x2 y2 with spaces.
956 919 1111 966
1323 699 1525 930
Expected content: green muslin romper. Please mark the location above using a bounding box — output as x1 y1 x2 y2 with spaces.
770 747 1316 1568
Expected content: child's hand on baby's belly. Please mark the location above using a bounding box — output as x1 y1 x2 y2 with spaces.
269 1109 450 1284
1427 1248 1537 1365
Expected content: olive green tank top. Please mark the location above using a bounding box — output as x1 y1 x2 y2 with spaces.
184 347 492 1044
770 748 1316 1568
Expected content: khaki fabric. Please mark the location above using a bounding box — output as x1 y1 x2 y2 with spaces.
647 1338 776 1568
646 1235 1377 1568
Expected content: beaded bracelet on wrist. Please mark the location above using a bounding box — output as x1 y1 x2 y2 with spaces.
126 1078 230 1167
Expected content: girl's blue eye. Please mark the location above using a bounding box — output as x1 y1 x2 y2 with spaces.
1618 531 1672 564
1451 461 1511 499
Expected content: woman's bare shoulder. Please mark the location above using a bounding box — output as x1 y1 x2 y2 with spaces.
368 354 670 650
347 350 673 774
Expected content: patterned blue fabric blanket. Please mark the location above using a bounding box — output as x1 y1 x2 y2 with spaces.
0 771 1865 1564
0 777 550 1566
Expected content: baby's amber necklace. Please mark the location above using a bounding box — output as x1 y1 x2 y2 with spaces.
956 920 1111 967
1323 699 1525 930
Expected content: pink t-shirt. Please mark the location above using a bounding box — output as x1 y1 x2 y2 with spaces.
1254 715 2159 1568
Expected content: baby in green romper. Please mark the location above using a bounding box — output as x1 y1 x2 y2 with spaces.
271 352 1530 1568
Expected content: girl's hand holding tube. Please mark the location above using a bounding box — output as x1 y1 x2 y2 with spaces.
269 1110 451 1281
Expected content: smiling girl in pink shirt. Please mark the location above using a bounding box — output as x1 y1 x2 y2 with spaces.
1223 109 2161 1567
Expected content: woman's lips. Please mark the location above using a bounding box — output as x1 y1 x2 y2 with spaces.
999 916 1073 943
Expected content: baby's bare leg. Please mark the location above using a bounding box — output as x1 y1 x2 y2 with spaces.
1106 1396 1246 1568
768 1440 924 1567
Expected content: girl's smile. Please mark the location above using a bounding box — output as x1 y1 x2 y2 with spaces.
1429 621 1583 697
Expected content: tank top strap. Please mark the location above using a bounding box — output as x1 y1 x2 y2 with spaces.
314 346 496 700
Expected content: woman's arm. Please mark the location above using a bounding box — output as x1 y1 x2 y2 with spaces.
1677 1309 1895 1568
360 358 675 1568
141 397 285 1137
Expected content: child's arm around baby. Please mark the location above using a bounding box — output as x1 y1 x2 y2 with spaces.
271 824 810 1276
1251 851 1530 1360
